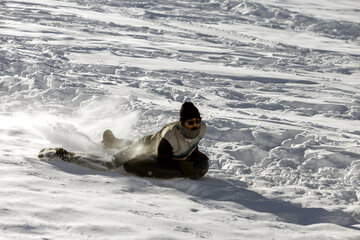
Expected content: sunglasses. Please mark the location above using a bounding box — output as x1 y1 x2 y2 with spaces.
186 119 201 125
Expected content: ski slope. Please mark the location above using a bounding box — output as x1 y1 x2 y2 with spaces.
1 0 360 239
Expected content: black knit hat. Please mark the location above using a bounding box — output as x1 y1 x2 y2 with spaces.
180 102 201 123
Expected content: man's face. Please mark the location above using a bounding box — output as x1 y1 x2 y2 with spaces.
184 118 201 130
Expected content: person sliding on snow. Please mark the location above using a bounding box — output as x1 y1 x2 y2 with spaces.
39 102 209 179
100 101 209 179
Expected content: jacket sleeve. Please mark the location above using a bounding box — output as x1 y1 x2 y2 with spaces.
157 138 174 165
188 147 209 161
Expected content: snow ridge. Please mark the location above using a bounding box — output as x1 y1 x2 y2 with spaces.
213 0 360 41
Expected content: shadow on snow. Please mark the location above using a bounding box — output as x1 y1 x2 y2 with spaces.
158 177 359 228
41 159 358 228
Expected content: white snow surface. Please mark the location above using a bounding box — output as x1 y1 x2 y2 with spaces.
1 0 360 239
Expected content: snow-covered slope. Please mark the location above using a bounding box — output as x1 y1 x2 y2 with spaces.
1 0 360 239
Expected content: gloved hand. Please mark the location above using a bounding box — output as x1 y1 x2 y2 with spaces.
178 157 209 180
178 160 197 178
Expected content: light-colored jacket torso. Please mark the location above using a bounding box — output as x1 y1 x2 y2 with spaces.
155 121 206 160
